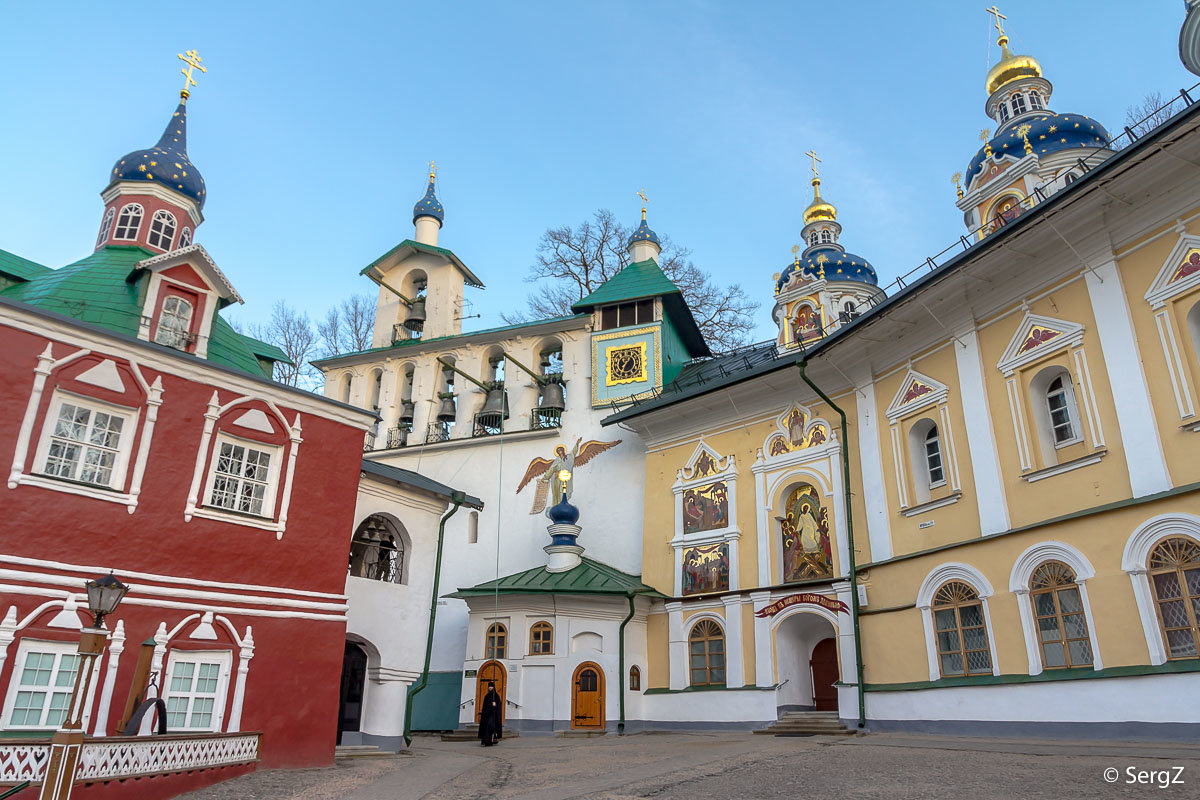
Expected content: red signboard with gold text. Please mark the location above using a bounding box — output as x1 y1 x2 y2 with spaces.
754 592 849 617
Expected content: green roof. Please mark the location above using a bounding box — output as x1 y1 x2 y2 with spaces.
571 259 680 312
0 248 51 282
447 556 664 598
361 239 485 289
0 244 284 379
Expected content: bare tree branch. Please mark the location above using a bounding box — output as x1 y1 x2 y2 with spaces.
318 294 375 357
1124 91 1175 141
252 300 321 389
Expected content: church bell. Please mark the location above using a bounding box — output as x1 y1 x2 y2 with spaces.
398 401 415 424
436 394 456 423
480 385 510 420
538 380 565 412
402 296 427 332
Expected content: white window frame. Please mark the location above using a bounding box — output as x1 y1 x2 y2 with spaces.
162 649 233 733
997 102 1010 123
1029 368 1084 466
201 433 283 519
154 295 195 350
1045 375 1081 447
820 229 832 244
0 639 81 730
1010 541 1103 675
96 208 115 249
34 391 138 491
1010 92 1027 116
113 203 144 241
1028 89 1044 110
178 227 192 248
916 563 1001 681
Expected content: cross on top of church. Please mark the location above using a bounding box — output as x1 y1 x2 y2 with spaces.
985 5 1007 37
792 244 800 265
428 160 437 181
637 188 649 219
805 149 822 180
178 50 206 100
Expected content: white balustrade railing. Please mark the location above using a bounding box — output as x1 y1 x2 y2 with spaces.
0 743 49 783
77 732 260 781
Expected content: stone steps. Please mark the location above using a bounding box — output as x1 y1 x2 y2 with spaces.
440 725 520 742
753 712 857 737
334 745 397 758
556 729 607 737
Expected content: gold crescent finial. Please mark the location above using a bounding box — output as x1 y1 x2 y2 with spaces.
177 50 206 101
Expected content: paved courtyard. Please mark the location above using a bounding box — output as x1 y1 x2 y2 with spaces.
180 732 1200 800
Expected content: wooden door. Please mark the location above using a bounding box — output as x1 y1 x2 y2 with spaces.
474 660 506 724
810 637 839 711
571 662 605 729
337 642 367 743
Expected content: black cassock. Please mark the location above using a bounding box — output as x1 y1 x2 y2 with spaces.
478 688 503 746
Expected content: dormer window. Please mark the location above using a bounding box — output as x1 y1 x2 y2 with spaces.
1011 92 1027 116
155 295 194 350
179 227 192 248
96 208 115 249
113 204 144 240
147 210 177 250
1028 90 1043 110
599 299 654 330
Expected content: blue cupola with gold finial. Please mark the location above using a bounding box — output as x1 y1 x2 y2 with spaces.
627 189 662 263
413 167 444 225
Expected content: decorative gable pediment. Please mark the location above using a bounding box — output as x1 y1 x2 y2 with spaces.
1145 233 1200 309
135 244 242 305
763 403 833 458
677 439 734 484
997 312 1085 376
885 369 949 422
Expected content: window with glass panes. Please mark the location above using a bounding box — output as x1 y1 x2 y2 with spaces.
932 581 992 676
164 654 226 731
1046 376 1077 444
1030 561 1093 668
1149 537 1200 660
529 622 553 655
688 620 726 686
154 295 194 349
113 204 143 240
1011 92 1028 115
42 400 127 487
208 439 274 516
4 644 80 728
147 210 177 250
599 300 654 331
485 623 507 660
925 425 945 486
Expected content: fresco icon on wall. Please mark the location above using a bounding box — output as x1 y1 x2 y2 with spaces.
682 481 728 534
782 484 832 581
682 542 729 595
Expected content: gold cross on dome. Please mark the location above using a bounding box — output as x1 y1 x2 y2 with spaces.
178 50 206 98
428 160 437 181
805 149 822 179
985 5 1006 37
637 188 648 206
791 244 800 264
980 128 991 142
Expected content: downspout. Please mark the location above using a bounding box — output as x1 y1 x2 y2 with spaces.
403 490 466 746
617 593 636 735
796 359 866 730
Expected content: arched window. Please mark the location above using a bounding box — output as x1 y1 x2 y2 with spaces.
1148 537 1200 659
96 208 115 248
1010 92 1027 115
1187 301 1200 367
997 102 1010 123
179 227 192 248
629 665 641 691
529 622 553 655
1030 561 1093 668
688 619 725 686
809 231 819 247
147 210 177 250
1063 172 1077 186
842 300 856 315
154 296 194 349
924 425 945 486
339 374 352 404
485 623 507 660
820 229 832 244
348 515 407 584
113 204 143 240
1028 90 1044 110
906 418 945 505
932 581 992 676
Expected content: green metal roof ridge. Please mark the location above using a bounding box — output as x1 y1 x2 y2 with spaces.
0 248 51 281
360 238 485 289
571 259 681 312
235 331 293 365
311 314 587 366
447 556 664 598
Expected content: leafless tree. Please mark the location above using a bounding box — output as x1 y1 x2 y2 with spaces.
252 300 321 389
505 209 760 352
1124 91 1176 140
318 294 375 357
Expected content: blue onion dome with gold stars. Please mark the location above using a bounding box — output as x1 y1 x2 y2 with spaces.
777 243 878 291
628 209 660 246
966 113 1111 187
109 101 206 208
412 177 444 224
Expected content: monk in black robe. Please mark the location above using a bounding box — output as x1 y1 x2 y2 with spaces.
478 682 503 746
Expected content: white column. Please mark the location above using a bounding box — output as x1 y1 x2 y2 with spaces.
91 620 126 735
0 606 17 676
275 415 303 539
8 343 56 488
666 602 685 690
1083 258 1172 495
752 459 772 586
127 377 163 514
226 626 255 732
139 622 169 735
721 596 744 687
750 591 774 687
953 328 1010 534
853 378 893 560
184 392 221 521
726 536 740 592
829 444 851 578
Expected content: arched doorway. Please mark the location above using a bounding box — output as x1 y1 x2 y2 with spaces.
337 642 367 744
475 660 506 724
774 611 840 713
571 662 605 729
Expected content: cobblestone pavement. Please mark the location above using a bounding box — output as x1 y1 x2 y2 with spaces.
179 733 1200 800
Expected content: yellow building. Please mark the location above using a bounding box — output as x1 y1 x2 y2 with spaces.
604 17 1200 737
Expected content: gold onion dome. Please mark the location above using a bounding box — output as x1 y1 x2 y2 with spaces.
803 178 837 224
985 34 1042 95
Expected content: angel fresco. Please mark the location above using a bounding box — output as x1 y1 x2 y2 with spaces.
781 484 832 581
516 438 621 517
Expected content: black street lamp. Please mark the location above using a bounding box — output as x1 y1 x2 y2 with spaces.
84 572 129 629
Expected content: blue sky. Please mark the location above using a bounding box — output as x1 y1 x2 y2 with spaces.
1 1 1193 344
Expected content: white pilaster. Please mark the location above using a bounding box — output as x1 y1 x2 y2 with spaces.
852 379 893 560
666 601 685 690
721 595 745 687
750 591 774 688
953 329 1010 534
753 456 772 586
91 620 125 735
227 626 255 732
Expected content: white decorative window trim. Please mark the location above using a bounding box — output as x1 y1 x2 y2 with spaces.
1154 308 1197 420
162 648 233 733
885 369 950 422
915 563 1001 682
1122 513 1200 666
1008 541 1102 675
1020 449 1106 483
113 203 144 241
0 638 81 730
33 390 139 491
96 208 115 249
1144 233 1200 309
997 312 1086 377
201 433 283 520
901 491 962 517
759 403 837 465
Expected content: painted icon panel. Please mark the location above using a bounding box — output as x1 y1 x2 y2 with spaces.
682 542 730 595
682 481 729 534
782 484 833 581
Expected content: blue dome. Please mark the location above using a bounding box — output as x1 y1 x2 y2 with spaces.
109 101 206 208
628 217 660 246
413 179 444 224
965 112 1110 190
777 244 878 291
548 499 580 525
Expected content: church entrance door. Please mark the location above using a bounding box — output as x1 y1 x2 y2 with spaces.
475 660 506 724
571 662 605 729
810 637 838 711
337 642 367 744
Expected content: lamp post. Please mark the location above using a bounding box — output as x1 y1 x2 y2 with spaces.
39 573 128 800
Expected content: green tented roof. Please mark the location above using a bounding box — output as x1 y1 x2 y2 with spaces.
0 244 285 379
447 556 664 598
0 248 51 282
361 238 485 289
570 259 680 312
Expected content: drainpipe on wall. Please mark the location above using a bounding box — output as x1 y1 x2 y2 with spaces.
617 593 636 734
796 359 866 730
403 491 465 747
